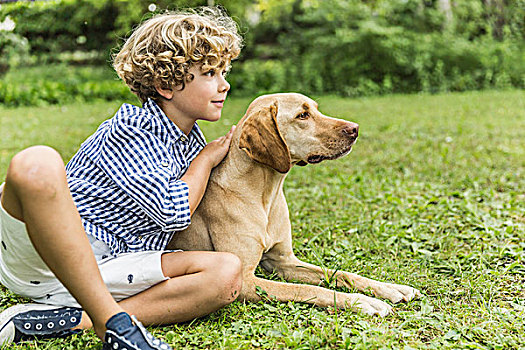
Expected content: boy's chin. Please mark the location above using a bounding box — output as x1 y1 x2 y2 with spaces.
202 114 222 122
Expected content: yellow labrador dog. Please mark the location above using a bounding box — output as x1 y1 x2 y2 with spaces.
167 93 421 316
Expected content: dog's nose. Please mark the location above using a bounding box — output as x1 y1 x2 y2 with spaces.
341 122 359 139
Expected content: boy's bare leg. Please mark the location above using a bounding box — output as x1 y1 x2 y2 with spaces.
1 146 123 339
117 251 242 326
75 251 242 331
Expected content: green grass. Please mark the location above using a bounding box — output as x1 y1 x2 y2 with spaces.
1 90 524 349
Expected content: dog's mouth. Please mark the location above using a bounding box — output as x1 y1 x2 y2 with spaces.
306 146 353 164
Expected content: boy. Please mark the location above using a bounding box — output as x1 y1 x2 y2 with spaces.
0 7 243 349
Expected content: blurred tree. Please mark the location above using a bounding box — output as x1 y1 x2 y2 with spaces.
1 0 522 94
484 0 510 40
0 0 119 59
438 0 453 28
111 0 205 43
111 0 252 46
0 0 252 61
232 0 523 95
0 31 30 76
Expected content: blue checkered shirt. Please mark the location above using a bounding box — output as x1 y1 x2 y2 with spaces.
65 98 206 256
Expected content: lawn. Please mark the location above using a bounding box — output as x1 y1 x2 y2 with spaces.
0 90 524 349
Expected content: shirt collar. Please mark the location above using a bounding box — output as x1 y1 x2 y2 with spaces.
143 98 206 147
190 122 207 148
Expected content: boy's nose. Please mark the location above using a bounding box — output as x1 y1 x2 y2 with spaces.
219 75 230 93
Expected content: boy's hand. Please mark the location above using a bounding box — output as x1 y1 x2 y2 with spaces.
200 125 236 168
181 125 236 214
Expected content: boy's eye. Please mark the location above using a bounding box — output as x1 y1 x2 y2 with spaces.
203 68 229 78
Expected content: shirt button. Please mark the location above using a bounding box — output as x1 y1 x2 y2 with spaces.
161 160 169 167
180 135 188 143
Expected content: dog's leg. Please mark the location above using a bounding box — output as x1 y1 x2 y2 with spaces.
241 274 392 317
262 243 421 303
210 233 392 316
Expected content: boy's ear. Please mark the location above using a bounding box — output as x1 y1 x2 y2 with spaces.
155 84 174 100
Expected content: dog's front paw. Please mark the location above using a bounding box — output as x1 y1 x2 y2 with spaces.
345 294 392 317
373 282 422 303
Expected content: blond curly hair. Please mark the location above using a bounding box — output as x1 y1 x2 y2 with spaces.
113 7 243 103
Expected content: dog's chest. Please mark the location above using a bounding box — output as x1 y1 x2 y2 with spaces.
261 191 289 254
259 229 274 253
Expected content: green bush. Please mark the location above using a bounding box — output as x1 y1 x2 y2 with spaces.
0 31 30 76
0 0 250 64
0 64 136 107
0 79 135 107
228 59 288 95
230 29 524 96
0 0 119 61
239 0 525 96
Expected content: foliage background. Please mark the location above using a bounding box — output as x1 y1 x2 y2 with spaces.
0 0 524 106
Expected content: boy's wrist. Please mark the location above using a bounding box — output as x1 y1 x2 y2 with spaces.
194 150 217 170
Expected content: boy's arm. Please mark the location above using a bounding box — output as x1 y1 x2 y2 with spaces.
181 126 235 214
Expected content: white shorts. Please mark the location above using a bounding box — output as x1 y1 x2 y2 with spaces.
0 188 176 308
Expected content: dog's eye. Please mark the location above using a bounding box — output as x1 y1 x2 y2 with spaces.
296 112 309 120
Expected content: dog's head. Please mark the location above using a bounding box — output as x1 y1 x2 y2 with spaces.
238 93 359 173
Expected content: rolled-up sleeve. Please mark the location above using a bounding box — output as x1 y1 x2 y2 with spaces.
96 121 191 231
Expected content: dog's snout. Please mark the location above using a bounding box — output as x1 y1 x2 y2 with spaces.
341 123 359 139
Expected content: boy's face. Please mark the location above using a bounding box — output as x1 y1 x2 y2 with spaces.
158 64 231 131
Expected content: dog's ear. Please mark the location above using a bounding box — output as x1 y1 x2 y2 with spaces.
239 101 291 173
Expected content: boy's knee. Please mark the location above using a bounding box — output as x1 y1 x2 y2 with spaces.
212 252 242 304
8 146 65 193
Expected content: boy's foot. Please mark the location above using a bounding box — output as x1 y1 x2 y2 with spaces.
103 312 172 350
0 303 82 345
